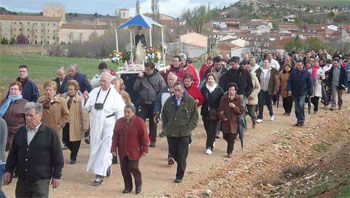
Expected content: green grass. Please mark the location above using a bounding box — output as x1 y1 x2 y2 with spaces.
0 54 118 88
336 176 350 198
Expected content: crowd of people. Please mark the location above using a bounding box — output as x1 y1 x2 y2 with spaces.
0 49 349 197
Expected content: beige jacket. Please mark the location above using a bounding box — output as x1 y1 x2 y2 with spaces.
39 95 69 136
61 93 89 141
248 73 261 105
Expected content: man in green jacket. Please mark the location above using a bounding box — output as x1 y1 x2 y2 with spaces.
162 82 199 183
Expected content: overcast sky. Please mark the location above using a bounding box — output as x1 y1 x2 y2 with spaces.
0 0 238 18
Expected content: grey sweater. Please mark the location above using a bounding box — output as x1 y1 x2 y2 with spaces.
0 117 8 163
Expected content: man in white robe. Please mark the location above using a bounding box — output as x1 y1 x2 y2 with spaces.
84 73 125 186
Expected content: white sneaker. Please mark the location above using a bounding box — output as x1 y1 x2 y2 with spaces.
270 115 275 121
256 119 263 123
205 148 212 155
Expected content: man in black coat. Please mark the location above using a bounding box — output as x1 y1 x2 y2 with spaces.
3 102 64 197
287 61 313 127
219 56 253 104
16 65 39 102
53 66 69 94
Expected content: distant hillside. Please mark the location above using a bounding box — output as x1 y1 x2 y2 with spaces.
0 7 17 15
223 0 350 24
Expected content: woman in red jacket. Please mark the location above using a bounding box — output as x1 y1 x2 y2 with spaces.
111 104 150 194
183 74 204 107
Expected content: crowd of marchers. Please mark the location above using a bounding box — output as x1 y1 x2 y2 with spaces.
0 50 349 197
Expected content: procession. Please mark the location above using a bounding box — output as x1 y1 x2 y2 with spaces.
1 1 350 198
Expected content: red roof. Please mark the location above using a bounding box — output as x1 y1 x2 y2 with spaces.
0 15 61 22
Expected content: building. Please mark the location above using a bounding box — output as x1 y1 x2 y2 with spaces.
0 15 62 44
118 9 130 19
59 23 108 44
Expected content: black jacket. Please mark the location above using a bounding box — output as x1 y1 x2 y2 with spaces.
287 69 313 97
219 67 253 97
5 124 64 182
53 76 69 94
16 77 39 102
328 66 347 90
200 85 224 118
68 73 92 93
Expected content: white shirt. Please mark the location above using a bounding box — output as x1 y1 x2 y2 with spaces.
27 122 42 145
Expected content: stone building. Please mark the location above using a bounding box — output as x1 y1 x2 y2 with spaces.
59 23 108 44
0 4 64 44
0 15 62 44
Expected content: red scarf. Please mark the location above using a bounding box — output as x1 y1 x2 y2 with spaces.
311 65 319 80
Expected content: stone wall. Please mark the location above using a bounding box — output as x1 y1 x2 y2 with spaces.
0 44 56 55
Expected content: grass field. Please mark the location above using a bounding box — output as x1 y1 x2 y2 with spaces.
0 54 118 88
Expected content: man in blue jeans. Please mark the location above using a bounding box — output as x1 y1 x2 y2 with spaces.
0 117 8 198
287 60 313 127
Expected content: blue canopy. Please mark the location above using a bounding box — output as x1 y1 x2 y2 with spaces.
117 14 162 30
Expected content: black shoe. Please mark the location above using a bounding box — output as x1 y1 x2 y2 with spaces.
135 185 142 194
69 159 76 164
150 142 156 147
227 153 232 158
294 123 301 127
112 157 118 164
174 179 182 183
106 166 111 177
167 158 174 166
92 177 103 186
122 189 132 193
159 131 166 137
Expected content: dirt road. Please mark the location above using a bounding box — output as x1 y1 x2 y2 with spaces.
3 94 350 198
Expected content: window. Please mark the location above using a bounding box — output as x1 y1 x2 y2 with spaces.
19 28 22 31
53 36 55 39
28 22 30 25
47 41 49 44
28 29 30 31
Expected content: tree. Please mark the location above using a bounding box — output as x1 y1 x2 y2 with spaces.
1 37 8 44
285 36 303 53
182 5 210 34
10 37 16 44
16 34 28 44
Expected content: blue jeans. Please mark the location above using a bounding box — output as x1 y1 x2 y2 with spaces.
0 163 6 198
294 94 306 123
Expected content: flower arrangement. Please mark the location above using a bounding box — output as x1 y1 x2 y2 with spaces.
145 47 161 63
107 50 123 65
122 50 132 63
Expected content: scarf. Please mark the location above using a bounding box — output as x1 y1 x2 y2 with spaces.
206 83 217 93
311 65 319 80
0 95 23 117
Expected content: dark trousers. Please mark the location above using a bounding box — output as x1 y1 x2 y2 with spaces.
257 91 273 119
294 94 306 123
246 105 257 124
223 133 237 154
138 103 157 143
120 156 141 191
282 96 293 114
311 96 319 112
203 119 219 150
16 178 50 198
62 124 81 161
167 136 190 180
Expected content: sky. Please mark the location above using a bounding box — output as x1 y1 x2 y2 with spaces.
0 0 238 18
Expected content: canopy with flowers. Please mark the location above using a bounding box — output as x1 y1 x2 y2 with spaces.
114 14 166 73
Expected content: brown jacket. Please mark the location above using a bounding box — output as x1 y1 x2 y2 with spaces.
278 71 291 98
256 67 279 95
218 93 244 134
112 116 150 161
1 98 28 151
61 93 89 141
38 95 69 135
